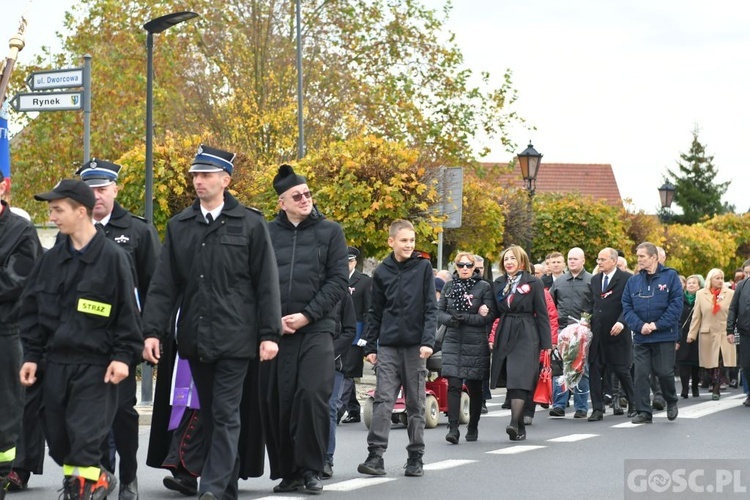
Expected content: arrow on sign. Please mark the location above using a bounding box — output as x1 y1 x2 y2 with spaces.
10 91 84 112
25 67 84 91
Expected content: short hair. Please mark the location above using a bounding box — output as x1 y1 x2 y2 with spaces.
61 197 93 218
473 255 484 266
704 268 725 290
636 242 658 257
743 259 750 269
454 252 475 265
549 252 564 260
389 219 414 238
687 274 705 288
600 247 618 261
499 245 532 274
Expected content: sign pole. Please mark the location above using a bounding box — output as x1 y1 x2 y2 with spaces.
83 54 91 163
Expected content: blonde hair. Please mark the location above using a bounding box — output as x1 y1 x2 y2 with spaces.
704 268 725 290
499 245 532 274
454 252 475 265
389 219 414 237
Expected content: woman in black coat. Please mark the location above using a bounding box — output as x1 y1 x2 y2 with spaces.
677 274 703 398
491 246 551 441
438 252 495 444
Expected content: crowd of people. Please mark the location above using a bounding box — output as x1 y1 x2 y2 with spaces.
1 149 749 499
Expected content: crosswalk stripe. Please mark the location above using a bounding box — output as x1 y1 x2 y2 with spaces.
653 393 744 419
423 459 477 470
611 422 646 428
487 445 546 454
481 410 512 417
547 433 599 442
323 477 397 491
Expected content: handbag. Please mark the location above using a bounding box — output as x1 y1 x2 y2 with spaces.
533 350 553 405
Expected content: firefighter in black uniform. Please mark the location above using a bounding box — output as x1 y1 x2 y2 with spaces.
18 179 143 500
0 172 43 500
142 145 281 500
75 158 160 500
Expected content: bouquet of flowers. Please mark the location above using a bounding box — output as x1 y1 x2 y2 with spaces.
556 313 592 391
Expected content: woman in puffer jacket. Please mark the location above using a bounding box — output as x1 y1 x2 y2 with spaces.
437 252 496 443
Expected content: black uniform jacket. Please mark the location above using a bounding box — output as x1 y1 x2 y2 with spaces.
267 207 349 333
343 269 371 377
590 269 633 366
0 201 43 333
363 251 437 355
333 293 357 371
19 229 142 366
142 192 282 362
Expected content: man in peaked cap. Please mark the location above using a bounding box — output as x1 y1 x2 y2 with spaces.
142 145 281 500
19 179 142 500
67 158 160 500
339 246 372 425
261 164 348 494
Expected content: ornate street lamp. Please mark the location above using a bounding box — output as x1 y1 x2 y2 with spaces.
517 142 543 198
658 182 676 210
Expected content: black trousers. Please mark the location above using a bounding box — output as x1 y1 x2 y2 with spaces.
43 362 117 468
101 368 139 483
590 349 635 411
163 409 205 477
634 343 678 415
12 371 45 475
446 377 483 426
0 334 23 476
189 358 249 500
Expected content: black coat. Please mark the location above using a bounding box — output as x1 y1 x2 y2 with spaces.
342 269 371 377
333 293 357 372
589 269 633 367
142 192 282 361
677 295 699 365
437 274 494 380
490 272 551 391
363 252 437 354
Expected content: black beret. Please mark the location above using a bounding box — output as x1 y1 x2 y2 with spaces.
273 164 307 196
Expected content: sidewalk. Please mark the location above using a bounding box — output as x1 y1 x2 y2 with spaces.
135 361 378 426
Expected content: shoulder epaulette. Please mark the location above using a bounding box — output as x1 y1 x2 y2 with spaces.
245 206 263 215
130 213 148 223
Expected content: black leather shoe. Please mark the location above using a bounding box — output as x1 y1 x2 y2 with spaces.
303 471 323 494
631 412 652 424
667 403 678 421
163 475 198 496
604 394 613 405
549 407 565 417
587 409 604 421
273 477 303 493
612 398 623 415
321 462 333 480
506 425 525 441
341 413 361 424
481 401 489 414
573 410 587 419
119 478 138 500
743 396 750 407
652 395 666 411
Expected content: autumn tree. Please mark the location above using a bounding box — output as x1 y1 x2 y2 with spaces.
667 129 733 225
662 223 735 277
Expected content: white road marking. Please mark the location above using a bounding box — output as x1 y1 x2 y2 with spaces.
611 422 646 428
653 393 745 419
423 459 478 470
547 433 599 442
481 410 512 417
323 477 397 491
487 445 546 454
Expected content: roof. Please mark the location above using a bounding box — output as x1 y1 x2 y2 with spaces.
485 162 623 207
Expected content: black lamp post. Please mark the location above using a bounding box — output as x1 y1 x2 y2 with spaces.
141 11 198 405
143 11 199 226
517 142 542 259
658 182 676 222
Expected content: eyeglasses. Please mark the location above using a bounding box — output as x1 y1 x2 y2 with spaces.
455 262 474 269
290 191 312 202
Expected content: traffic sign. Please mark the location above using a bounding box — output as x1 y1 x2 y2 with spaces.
9 91 84 112
25 67 84 91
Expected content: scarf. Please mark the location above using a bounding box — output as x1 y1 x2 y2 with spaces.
449 276 477 312
684 291 696 307
711 287 722 315
498 273 521 302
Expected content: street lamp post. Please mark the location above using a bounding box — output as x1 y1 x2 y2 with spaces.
517 142 543 259
143 11 199 226
141 11 198 405
658 182 676 254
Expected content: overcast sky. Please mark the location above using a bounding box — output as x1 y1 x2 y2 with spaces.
4 0 749 213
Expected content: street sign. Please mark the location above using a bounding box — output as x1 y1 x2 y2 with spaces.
9 91 84 112
25 67 84 91
442 167 464 229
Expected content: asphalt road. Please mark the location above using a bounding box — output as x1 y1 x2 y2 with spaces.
17 384 750 499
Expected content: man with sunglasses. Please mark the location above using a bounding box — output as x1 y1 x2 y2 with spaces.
263 165 348 495
622 241 683 424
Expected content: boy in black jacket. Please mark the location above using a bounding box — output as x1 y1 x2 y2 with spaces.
357 219 437 478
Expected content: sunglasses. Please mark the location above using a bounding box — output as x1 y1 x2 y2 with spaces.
290 191 313 202
455 262 474 269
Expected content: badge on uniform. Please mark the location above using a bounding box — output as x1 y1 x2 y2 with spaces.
114 234 130 244
77 298 112 317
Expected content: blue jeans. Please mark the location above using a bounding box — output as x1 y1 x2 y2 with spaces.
552 365 589 412
327 371 345 460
